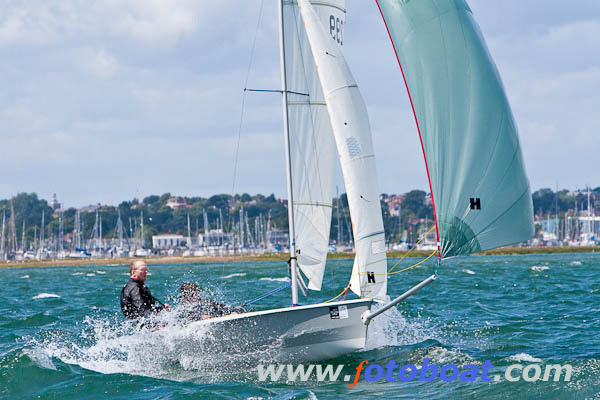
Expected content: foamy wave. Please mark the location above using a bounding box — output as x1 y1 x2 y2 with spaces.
86 273 96 277
409 345 473 366
531 266 549 272
364 300 437 350
96 271 106 274
72 272 85 276
23 348 57 370
462 269 475 275
509 353 542 363
32 293 60 299
222 273 246 279
20 275 30 279
259 277 289 282
35 309 282 381
571 261 582 266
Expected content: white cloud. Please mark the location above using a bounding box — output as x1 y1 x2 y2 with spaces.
0 6 58 45
106 0 199 44
0 1 256 47
73 48 119 78
529 67 600 99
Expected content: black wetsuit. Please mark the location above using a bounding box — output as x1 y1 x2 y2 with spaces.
120 278 162 319
178 298 245 321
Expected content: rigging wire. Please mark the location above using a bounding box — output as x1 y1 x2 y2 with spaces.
229 0 265 232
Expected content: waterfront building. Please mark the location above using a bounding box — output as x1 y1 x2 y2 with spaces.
166 197 190 210
152 234 186 249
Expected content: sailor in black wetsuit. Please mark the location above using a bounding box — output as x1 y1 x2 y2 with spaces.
178 282 245 321
121 260 169 319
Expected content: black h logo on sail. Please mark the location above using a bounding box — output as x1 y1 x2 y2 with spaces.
367 272 376 284
470 198 481 210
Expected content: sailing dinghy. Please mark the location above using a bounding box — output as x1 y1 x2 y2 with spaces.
184 0 534 363
185 0 381 362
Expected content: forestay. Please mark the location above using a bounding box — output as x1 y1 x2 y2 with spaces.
298 0 388 301
282 0 345 290
377 0 534 258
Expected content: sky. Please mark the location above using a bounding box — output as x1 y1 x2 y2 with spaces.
0 0 598 208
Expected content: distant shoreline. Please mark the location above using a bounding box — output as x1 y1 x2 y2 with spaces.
0 246 597 269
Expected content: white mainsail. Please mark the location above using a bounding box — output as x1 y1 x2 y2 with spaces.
297 0 387 301
282 0 345 290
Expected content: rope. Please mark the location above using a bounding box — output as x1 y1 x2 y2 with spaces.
320 248 437 303
385 250 437 275
241 281 291 307
322 282 351 303
388 224 435 272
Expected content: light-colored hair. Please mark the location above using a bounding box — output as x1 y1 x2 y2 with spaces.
129 260 146 275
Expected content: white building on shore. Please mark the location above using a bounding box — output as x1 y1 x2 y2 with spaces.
152 234 185 249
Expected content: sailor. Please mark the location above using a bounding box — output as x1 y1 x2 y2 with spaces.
121 260 170 319
178 282 245 321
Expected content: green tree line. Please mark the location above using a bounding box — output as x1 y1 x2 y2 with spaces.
0 187 597 247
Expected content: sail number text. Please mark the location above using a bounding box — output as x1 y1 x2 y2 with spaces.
329 15 344 45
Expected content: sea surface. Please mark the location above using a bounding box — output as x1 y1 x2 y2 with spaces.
1 253 599 399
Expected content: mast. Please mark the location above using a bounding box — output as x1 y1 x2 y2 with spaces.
203 209 209 247
1 210 5 260
92 209 99 251
239 206 244 249
187 213 192 249
9 201 17 253
336 186 341 246
117 209 124 249
40 210 45 252
58 212 63 251
279 0 299 305
140 211 144 249
21 221 26 252
588 186 591 237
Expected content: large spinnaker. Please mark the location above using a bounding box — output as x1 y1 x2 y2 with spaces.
298 0 387 301
377 0 534 258
283 0 345 290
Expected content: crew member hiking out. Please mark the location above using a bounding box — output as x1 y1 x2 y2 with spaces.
178 282 245 321
121 260 169 319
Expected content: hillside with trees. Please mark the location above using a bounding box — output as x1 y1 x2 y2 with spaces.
1 187 597 248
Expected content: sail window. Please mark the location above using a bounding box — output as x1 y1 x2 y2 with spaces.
346 136 362 158
371 239 386 255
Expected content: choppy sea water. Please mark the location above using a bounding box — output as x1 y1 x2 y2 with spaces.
1 253 599 399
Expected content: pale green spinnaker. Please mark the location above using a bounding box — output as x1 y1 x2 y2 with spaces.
377 0 534 258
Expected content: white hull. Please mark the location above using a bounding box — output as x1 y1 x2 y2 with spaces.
182 298 372 363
